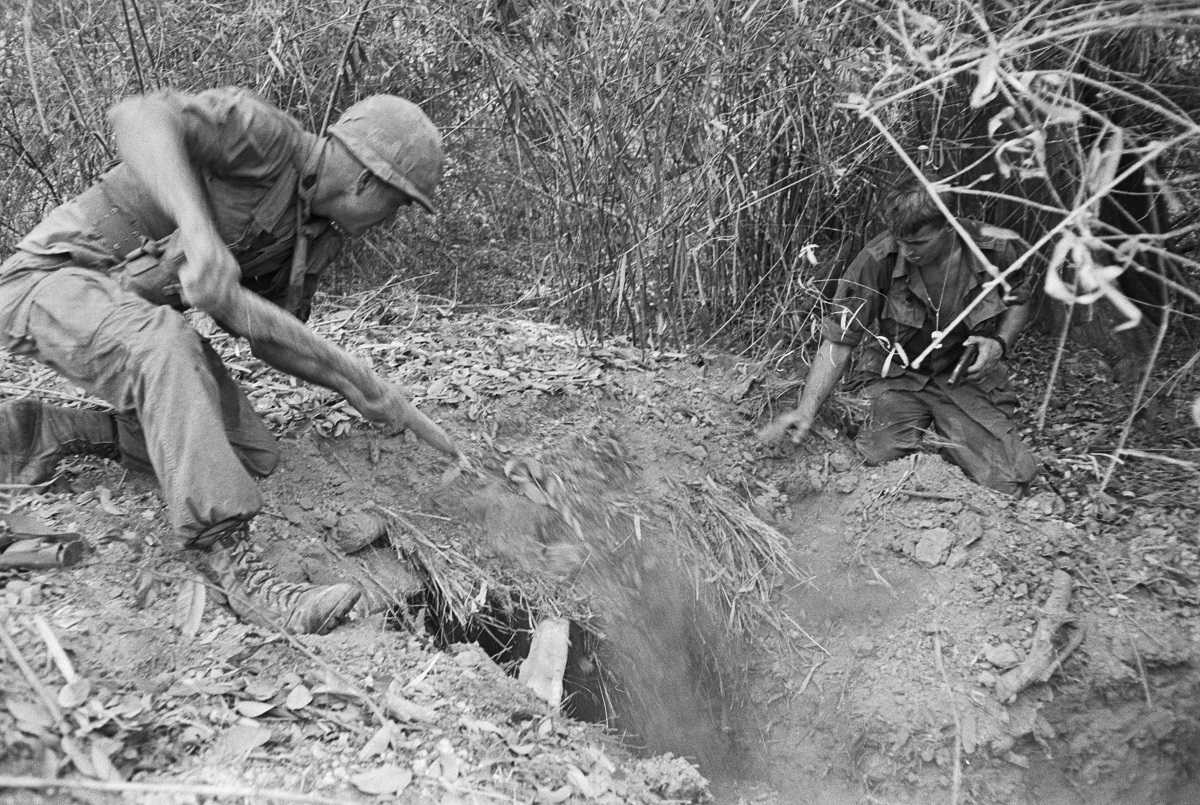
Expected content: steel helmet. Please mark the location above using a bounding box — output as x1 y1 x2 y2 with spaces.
328 95 444 213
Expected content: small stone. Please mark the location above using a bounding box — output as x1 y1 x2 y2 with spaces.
279 503 306 524
1003 751 1030 769
914 528 954 567
984 643 1022 669
977 670 997 687
834 474 859 494
957 513 984 545
829 453 853 473
848 636 875 657
947 547 969 568
331 511 388 554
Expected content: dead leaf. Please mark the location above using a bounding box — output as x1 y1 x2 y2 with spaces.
285 685 313 710
212 723 272 762
567 764 609 800
535 785 573 804
61 737 96 778
172 576 206 638
6 698 53 730
57 678 92 709
724 375 759 402
89 742 122 782
385 678 438 723
357 722 396 759
133 568 159 610
437 750 462 782
460 717 503 735
244 677 282 700
350 765 413 796
96 486 126 517
234 700 276 718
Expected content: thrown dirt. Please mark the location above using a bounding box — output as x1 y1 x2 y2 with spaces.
1 289 1198 804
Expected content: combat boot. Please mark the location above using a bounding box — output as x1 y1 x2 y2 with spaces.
205 535 362 635
0 399 118 485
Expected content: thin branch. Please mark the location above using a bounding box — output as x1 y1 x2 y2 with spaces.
22 0 51 137
320 0 373 135
1100 302 1172 493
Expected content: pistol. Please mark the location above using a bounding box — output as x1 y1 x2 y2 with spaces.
948 343 978 386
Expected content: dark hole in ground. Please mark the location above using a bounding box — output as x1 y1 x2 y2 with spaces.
400 582 743 779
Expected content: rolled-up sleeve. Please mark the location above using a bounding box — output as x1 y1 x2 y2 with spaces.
820 245 890 346
996 240 1033 306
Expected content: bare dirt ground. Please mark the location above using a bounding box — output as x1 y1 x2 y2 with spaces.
1 286 1197 804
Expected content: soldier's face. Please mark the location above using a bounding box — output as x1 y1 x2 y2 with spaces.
320 170 414 237
898 224 953 268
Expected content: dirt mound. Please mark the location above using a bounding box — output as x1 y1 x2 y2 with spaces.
2 290 1198 804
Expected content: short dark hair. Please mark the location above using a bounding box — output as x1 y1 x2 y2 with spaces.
882 173 950 238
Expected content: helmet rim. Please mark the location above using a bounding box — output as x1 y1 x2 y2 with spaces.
327 96 443 213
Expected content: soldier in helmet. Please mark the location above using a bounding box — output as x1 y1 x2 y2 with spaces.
0 87 459 633
759 173 1040 495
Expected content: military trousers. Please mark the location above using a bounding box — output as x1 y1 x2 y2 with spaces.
0 265 278 540
854 374 1040 496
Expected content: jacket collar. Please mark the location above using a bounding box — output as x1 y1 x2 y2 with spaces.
296 132 325 211
871 220 997 281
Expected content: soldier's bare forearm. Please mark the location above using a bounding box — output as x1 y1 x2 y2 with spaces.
995 303 1030 351
218 289 390 416
758 340 853 445
795 340 854 422
216 288 460 457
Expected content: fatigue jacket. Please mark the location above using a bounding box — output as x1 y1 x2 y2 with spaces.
821 221 1030 394
3 87 341 321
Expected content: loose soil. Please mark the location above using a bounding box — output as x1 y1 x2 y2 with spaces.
1 288 1197 804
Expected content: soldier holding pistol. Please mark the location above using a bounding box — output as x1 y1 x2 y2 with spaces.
760 174 1040 495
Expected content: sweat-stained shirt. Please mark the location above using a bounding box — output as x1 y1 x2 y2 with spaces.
2 87 342 321
820 220 1031 394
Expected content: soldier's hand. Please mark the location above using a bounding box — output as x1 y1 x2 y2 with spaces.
964 335 1004 382
756 410 814 447
364 386 460 458
177 226 242 313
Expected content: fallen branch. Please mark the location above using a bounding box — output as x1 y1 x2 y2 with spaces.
0 615 66 725
933 632 963 805
995 570 1084 703
0 775 363 804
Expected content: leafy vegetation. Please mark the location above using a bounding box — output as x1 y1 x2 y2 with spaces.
3 0 1198 358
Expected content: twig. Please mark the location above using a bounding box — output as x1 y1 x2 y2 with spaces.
319 0 373 135
22 0 50 137
0 776 363 805
372 506 453 523
900 489 961 501
933 632 962 805
796 659 822 696
783 613 830 657
0 616 65 726
117 0 145 94
995 570 1079 702
32 614 78 683
1035 297 1075 433
407 653 440 689
0 383 112 408
1113 449 1198 471
1100 303 1172 493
